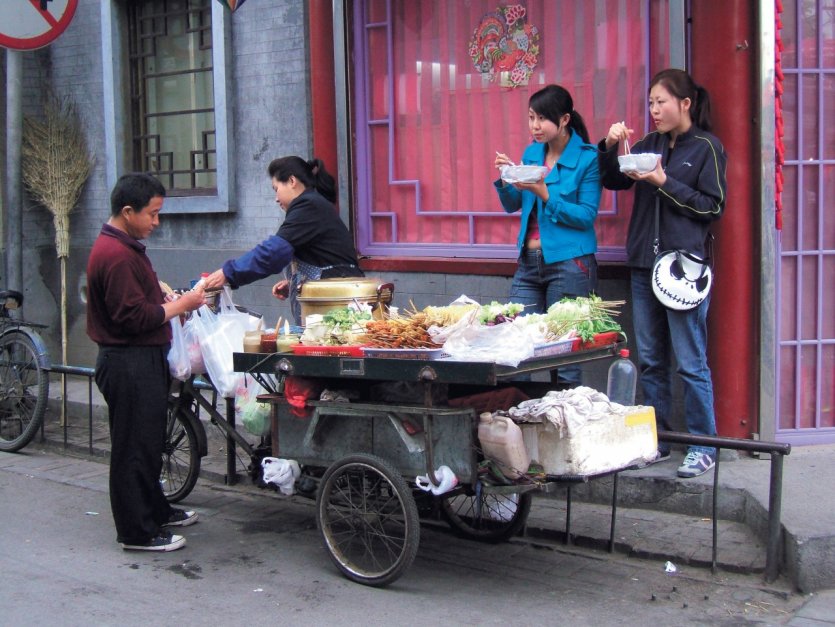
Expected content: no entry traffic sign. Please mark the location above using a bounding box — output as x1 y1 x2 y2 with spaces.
0 0 78 51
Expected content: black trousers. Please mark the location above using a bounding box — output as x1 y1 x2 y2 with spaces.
95 345 173 544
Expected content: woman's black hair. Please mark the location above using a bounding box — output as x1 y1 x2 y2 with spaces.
528 84 590 144
267 156 337 204
649 68 713 132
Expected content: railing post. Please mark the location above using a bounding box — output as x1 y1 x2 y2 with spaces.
766 451 785 582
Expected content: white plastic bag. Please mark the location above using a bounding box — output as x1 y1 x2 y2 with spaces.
261 457 301 495
167 317 191 381
441 319 535 366
218 286 263 332
182 314 205 375
191 304 245 397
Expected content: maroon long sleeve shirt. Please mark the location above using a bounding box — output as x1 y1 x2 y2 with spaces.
86 223 170 346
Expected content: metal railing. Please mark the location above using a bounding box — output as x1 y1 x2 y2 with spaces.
657 430 791 583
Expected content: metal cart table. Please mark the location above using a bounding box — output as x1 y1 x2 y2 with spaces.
233 341 624 587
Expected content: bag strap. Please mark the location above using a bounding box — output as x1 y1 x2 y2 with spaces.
653 197 661 255
654 196 715 268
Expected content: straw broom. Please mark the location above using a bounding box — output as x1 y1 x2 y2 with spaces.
21 93 94 426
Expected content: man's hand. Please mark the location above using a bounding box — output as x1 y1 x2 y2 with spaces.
202 269 227 290
272 279 290 300
163 286 205 322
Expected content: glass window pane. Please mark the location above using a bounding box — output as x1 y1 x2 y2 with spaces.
780 256 798 342
824 74 835 160
779 345 798 430
823 252 834 339
782 73 798 160
799 74 819 159
800 254 819 341
801 164 819 251
799 346 817 428
822 344 834 428
781 165 798 251
129 0 216 195
356 0 664 258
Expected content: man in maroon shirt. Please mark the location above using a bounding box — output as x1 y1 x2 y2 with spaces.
87 173 205 552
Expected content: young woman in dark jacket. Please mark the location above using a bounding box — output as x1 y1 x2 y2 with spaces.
598 68 728 479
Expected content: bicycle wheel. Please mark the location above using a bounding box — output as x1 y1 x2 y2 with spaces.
440 485 532 543
317 453 420 587
160 401 200 502
0 330 49 452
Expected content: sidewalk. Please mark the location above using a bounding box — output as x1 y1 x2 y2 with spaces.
38 375 835 594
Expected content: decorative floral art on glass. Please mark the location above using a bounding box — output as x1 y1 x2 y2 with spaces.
468 4 540 89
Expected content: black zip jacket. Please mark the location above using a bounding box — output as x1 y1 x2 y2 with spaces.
597 126 727 268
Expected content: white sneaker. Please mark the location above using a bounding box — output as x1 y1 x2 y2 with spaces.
677 451 715 478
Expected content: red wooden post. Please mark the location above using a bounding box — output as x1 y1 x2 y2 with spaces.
691 0 758 439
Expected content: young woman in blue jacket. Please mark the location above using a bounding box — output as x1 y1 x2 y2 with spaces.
494 84 602 385
597 68 728 479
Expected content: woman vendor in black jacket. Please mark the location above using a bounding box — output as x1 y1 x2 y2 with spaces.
597 68 727 480
204 156 363 323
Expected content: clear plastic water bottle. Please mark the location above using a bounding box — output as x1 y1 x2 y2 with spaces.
607 349 637 405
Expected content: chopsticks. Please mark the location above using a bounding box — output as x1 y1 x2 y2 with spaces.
496 151 516 166
621 121 630 155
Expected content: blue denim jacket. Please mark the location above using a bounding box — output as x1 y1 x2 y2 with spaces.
494 130 601 264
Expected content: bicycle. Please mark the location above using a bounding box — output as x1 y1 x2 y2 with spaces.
0 290 51 452
161 374 270 502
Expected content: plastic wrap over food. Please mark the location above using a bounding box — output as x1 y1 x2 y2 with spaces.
500 164 550 184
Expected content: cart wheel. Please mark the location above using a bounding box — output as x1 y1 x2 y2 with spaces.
440 485 532 543
316 453 419 587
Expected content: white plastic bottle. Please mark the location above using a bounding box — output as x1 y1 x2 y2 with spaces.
477 412 530 479
607 349 637 405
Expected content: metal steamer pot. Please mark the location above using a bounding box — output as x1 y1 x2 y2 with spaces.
296 278 394 320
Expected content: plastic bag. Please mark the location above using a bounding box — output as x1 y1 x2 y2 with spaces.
441 319 535 366
218 286 263 332
191 304 246 397
167 317 191 381
182 314 205 375
261 457 301 495
236 377 271 437
499 164 550 184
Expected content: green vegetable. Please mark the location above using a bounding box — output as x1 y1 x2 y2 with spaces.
544 295 623 342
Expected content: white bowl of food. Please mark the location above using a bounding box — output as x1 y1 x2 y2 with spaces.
618 153 661 173
500 164 550 184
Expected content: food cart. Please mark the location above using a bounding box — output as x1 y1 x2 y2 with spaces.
232 338 627 587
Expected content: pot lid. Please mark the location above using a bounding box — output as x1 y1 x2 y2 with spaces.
298 277 394 299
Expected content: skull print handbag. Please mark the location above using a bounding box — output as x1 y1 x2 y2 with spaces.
650 199 713 311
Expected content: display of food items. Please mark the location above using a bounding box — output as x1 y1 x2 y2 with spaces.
299 307 372 346
363 314 442 349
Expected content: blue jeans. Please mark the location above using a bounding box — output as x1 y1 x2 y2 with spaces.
510 250 597 385
630 268 717 456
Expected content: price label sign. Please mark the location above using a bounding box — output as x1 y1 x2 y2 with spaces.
0 0 78 51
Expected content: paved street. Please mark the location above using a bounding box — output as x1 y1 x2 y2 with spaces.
4 449 832 626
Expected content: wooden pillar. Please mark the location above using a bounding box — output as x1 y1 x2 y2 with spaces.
308 0 338 188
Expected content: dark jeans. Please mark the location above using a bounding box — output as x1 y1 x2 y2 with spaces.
95 345 173 544
630 268 717 456
510 250 598 385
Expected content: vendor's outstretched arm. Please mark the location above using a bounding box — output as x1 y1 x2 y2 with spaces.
206 235 294 289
